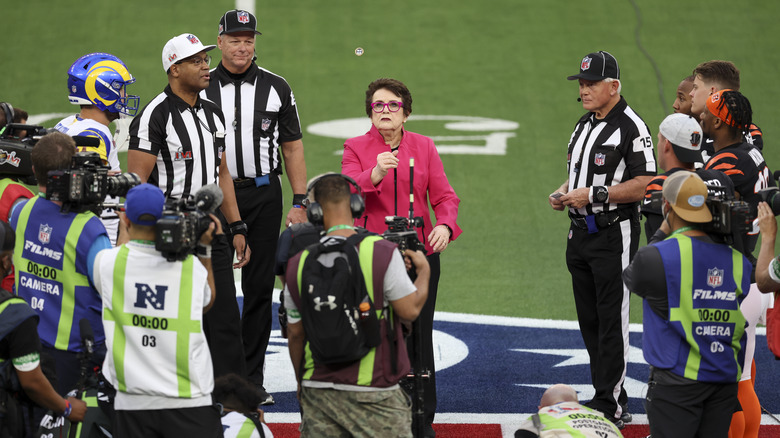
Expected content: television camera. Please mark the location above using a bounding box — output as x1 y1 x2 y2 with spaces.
0 123 52 185
155 184 223 262
647 186 754 239
46 151 140 215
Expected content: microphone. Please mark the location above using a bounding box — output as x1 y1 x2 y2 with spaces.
577 97 582 102
79 319 95 356
194 183 224 214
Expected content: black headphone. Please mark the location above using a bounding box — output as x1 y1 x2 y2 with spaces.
0 102 14 127
306 173 365 225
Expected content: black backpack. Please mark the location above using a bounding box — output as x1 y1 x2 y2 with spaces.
295 234 381 364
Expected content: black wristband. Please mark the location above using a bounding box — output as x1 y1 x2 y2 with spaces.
229 221 248 236
292 194 307 207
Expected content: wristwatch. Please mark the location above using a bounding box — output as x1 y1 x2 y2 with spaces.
593 186 609 203
292 194 308 208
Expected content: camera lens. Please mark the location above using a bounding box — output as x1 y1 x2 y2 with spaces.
106 172 141 197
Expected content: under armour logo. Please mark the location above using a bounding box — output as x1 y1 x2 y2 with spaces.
313 296 337 311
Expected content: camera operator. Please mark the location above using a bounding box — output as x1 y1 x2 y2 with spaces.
92 183 223 438
284 174 430 437
8 132 111 397
623 171 750 437
0 221 87 437
514 384 623 437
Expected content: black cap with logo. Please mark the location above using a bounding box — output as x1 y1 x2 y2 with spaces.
567 51 620 81
219 10 262 36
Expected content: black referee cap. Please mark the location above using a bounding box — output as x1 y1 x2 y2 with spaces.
219 10 262 36
567 51 620 81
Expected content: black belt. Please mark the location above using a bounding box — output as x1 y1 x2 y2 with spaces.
569 208 635 233
233 173 274 189
233 177 256 188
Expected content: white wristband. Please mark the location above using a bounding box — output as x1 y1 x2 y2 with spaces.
197 245 212 259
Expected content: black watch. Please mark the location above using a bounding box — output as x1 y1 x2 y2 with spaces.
292 194 308 208
593 186 609 203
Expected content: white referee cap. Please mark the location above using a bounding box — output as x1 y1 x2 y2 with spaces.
659 113 703 163
162 33 216 72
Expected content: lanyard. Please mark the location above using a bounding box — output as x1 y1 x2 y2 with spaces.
327 224 356 234
669 226 699 237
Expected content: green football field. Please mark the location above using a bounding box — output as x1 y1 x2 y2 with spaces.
3 0 780 323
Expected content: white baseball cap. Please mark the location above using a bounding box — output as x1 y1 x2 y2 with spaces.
162 33 216 72
659 113 704 163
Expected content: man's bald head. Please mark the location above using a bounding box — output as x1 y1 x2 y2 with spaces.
539 384 579 408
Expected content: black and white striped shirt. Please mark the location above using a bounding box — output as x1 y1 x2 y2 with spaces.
129 86 226 199
566 96 656 216
202 62 302 179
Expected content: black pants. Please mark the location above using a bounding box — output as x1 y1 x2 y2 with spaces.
231 176 283 386
565 217 638 419
114 405 223 438
405 252 440 436
203 231 247 378
646 371 737 438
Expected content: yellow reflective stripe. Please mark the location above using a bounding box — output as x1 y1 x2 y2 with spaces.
237 417 257 437
357 236 379 386
731 248 746 379
296 250 316 381
107 245 130 391
54 212 94 350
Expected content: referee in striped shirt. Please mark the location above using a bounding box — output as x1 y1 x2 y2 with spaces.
128 33 250 380
549 51 656 428
202 10 307 405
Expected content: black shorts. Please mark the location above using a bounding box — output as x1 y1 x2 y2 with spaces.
114 405 222 438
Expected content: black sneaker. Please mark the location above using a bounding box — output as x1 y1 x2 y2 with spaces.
609 417 625 430
256 386 275 406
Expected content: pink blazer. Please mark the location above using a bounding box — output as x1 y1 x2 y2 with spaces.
342 125 461 254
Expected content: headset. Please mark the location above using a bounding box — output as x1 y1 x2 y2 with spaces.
305 173 365 225
0 102 14 128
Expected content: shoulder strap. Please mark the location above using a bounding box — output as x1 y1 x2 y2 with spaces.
246 413 266 438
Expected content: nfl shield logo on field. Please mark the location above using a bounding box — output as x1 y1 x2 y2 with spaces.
38 224 52 244
261 118 271 131
238 11 250 24
707 267 724 288
594 153 606 166
581 56 591 71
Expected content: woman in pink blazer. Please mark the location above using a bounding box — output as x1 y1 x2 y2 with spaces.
341 77 461 436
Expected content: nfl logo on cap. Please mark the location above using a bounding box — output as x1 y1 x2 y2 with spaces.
238 11 250 24
186 34 199 44
581 56 591 71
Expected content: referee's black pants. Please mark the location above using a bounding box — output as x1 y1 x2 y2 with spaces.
231 175 283 387
405 252 440 437
204 231 247 378
565 217 638 420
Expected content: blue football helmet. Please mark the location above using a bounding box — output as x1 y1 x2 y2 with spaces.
67 53 139 116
